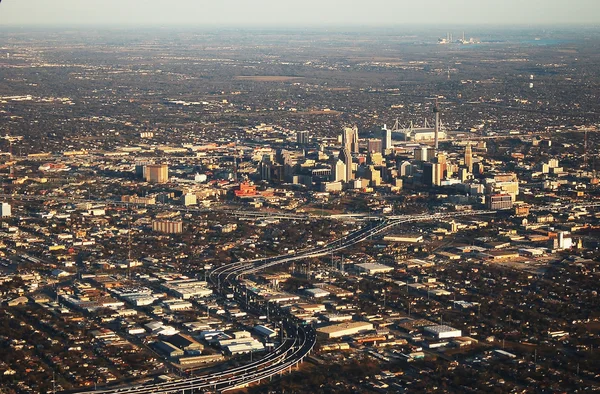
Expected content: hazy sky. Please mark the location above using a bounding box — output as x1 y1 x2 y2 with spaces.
1 0 599 27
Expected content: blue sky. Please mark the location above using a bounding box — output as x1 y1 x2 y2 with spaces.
1 0 599 26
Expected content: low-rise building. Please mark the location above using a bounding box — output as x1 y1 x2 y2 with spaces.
423 325 462 339
317 321 374 339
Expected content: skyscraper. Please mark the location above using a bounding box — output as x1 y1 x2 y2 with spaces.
282 151 294 181
296 130 309 145
366 165 381 186
259 156 272 181
332 160 347 182
339 147 354 181
414 147 429 162
423 162 442 186
367 138 383 154
465 143 473 173
381 124 392 152
145 164 169 183
343 126 359 153
435 152 447 179
399 161 413 177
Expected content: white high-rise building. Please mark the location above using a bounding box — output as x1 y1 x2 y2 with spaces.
557 231 572 250
382 124 392 152
399 161 413 177
332 160 347 182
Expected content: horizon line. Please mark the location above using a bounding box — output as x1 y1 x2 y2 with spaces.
1 22 600 30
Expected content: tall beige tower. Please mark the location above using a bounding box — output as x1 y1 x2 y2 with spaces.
339 147 354 181
343 126 359 154
332 160 347 182
464 143 473 173
145 164 169 183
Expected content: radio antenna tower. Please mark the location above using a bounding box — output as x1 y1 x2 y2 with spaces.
433 98 440 152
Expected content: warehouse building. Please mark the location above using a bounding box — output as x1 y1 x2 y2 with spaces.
316 321 374 339
424 325 462 339
155 341 184 358
165 333 203 352
355 263 394 275
254 325 277 338
305 288 330 298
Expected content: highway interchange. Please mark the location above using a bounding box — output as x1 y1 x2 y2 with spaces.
71 208 506 394
71 201 600 393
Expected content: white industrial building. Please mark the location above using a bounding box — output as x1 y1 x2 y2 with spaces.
162 279 213 299
557 231 572 250
145 321 179 336
305 288 330 298
424 325 462 339
316 321 374 339
355 263 394 275
383 234 424 243
162 299 193 311
322 314 354 323
218 337 265 355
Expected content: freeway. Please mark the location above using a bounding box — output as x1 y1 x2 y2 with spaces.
74 321 315 394
210 210 497 284
211 201 600 284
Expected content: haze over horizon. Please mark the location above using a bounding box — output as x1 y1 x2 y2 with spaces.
1 0 600 27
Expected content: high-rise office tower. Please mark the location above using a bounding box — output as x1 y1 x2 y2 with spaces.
259 156 272 181
282 151 294 180
366 165 381 186
382 124 392 152
367 138 383 154
296 130 309 145
435 152 447 179
145 164 169 183
332 160 347 182
342 126 359 153
399 161 413 177
423 162 442 186
414 147 429 162
464 143 473 173
339 147 354 181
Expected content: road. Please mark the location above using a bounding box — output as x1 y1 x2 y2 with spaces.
209 210 498 285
